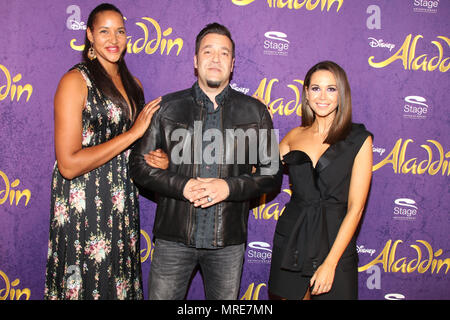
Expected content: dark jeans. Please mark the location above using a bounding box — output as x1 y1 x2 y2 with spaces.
148 239 245 300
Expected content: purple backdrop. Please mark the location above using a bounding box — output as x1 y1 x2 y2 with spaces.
0 0 449 300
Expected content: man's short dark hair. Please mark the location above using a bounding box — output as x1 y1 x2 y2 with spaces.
195 23 235 58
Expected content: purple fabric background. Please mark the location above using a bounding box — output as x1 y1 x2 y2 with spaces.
0 0 448 300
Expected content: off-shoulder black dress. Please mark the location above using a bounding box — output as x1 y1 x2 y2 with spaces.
268 123 372 300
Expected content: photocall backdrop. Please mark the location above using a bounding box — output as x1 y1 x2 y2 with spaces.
0 0 449 300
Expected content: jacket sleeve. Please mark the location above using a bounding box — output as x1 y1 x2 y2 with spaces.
129 107 191 201
224 107 282 201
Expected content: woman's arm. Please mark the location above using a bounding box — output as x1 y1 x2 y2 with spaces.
54 70 160 179
279 135 291 161
310 135 373 295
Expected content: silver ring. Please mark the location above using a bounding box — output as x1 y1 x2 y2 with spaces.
207 197 213 202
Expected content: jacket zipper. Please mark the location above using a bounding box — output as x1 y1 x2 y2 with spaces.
213 104 225 247
187 103 203 246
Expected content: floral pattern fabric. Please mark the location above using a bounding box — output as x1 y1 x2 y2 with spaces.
44 63 143 300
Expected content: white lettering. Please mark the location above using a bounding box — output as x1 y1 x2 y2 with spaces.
230 83 250 95
372 147 386 156
368 37 396 51
357 245 376 256
177 304 211 318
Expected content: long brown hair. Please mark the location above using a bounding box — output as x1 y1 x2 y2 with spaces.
82 3 144 121
301 61 352 145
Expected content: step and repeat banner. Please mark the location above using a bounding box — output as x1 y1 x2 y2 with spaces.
0 0 448 300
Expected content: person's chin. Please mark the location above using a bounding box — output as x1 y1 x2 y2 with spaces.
206 79 222 88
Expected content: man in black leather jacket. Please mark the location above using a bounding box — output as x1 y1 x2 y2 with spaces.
130 23 282 300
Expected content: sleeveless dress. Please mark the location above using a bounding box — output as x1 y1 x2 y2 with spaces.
44 63 143 300
268 123 372 300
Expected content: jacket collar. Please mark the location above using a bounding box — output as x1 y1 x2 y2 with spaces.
192 81 230 108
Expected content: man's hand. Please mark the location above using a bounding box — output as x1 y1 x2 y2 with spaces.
185 178 230 208
183 179 205 202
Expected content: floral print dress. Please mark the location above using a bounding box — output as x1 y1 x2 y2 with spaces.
44 63 143 300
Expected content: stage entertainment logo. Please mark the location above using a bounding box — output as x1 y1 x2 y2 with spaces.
263 31 290 56
246 241 272 264
403 95 430 119
393 198 418 221
412 0 440 14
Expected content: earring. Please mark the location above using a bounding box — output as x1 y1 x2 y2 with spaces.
88 43 96 60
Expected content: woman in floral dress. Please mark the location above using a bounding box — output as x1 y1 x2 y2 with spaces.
44 3 166 300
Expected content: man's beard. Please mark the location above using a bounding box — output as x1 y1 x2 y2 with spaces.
206 79 222 88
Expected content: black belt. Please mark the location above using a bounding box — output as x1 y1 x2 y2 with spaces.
280 199 347 276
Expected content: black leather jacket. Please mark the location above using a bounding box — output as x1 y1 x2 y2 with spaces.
129 83 282 247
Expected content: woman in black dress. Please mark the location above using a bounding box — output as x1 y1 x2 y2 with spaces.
268 61 373 300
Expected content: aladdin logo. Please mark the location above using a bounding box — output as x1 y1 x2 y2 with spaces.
368 37 395 52
0 270 30 300
140 229 153 263
413 0 440 14
232 0 344 12
368 34 449 73
70 17 184 56
240 282 267 300
0 170 31 207
393 198 418 221
0 64 33 103
247 241 272 263
403 96 429 119
253 78 304 118
264 31 290 56
372 138 450 176
252 189 292 220
358 239 449 275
